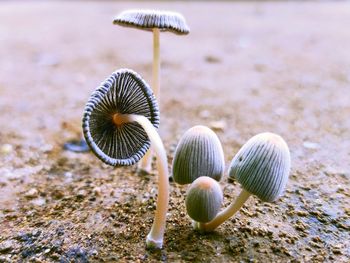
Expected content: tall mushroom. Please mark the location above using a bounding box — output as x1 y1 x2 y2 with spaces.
199 132 291 232
82 68 169 249
113 9 190 172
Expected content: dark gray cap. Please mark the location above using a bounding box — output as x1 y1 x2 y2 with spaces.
228 133 291 202
82 69 159 166
113 9 190 35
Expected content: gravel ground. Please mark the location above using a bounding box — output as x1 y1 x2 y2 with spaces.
0 1 349 262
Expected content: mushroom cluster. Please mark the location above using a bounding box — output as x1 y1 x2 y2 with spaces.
170 125 225 228
81 8 292 251
183 132 291 232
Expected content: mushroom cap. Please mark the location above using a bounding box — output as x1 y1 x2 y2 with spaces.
186 176 223 223
113 9 190 35
228 132 291 202
172 125 225 185
82 68 159 166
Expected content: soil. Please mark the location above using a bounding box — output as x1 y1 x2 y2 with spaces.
1 1 350 262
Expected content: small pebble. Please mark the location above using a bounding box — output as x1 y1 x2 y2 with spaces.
332 248 342 255
76 189 87 199
303 141 319 149
41 144 53 153
204 55 221 64
51 189 64 199
313 255 325 261
24 188 39 198
209 120 226 132
294 220 308 232
93 187 102 196
31 197 46 206
310 241 322 248
0 240 15 253
296 210 309 217
311 236 322 243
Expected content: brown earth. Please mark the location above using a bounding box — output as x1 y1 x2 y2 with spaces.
0 1 349 262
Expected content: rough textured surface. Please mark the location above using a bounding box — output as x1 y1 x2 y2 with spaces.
0 1 350 262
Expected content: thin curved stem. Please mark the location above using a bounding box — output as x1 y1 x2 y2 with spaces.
138 28 160 173
198 189 251 232
113 113 169 249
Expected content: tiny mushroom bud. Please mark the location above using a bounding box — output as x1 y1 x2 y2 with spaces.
200 132 291 232
82 69 169 249
113 10 190 173
172 125 225 185
186 176 223 224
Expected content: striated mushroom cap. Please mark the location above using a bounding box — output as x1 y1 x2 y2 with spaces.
82 69 159 166
186 176 223 223
172 125 225 185
113 9 190 35
228 132 291 202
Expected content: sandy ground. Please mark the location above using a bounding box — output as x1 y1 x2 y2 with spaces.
0 1 350 262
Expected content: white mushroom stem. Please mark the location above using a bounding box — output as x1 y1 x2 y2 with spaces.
198 189 251 232
113 113 169 249
152 28 161 101
139 146 153 172
139 28 161 173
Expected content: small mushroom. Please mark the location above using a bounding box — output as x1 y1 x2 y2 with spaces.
172 125 225 185
186 176 223 224
200 132 291 231
82 68 168 249
113 10 190 172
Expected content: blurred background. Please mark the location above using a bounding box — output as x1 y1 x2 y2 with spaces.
0 1 349 262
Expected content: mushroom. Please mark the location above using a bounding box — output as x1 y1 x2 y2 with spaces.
185 176 223 225
113 9 190 172
82 68 168 249
199 132 291 232
172 125 225 185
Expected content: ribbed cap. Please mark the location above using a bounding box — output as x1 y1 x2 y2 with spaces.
82 69 159 166
172 125 225 185
113 9 190 35
228 132 291 202
186 176 223 223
